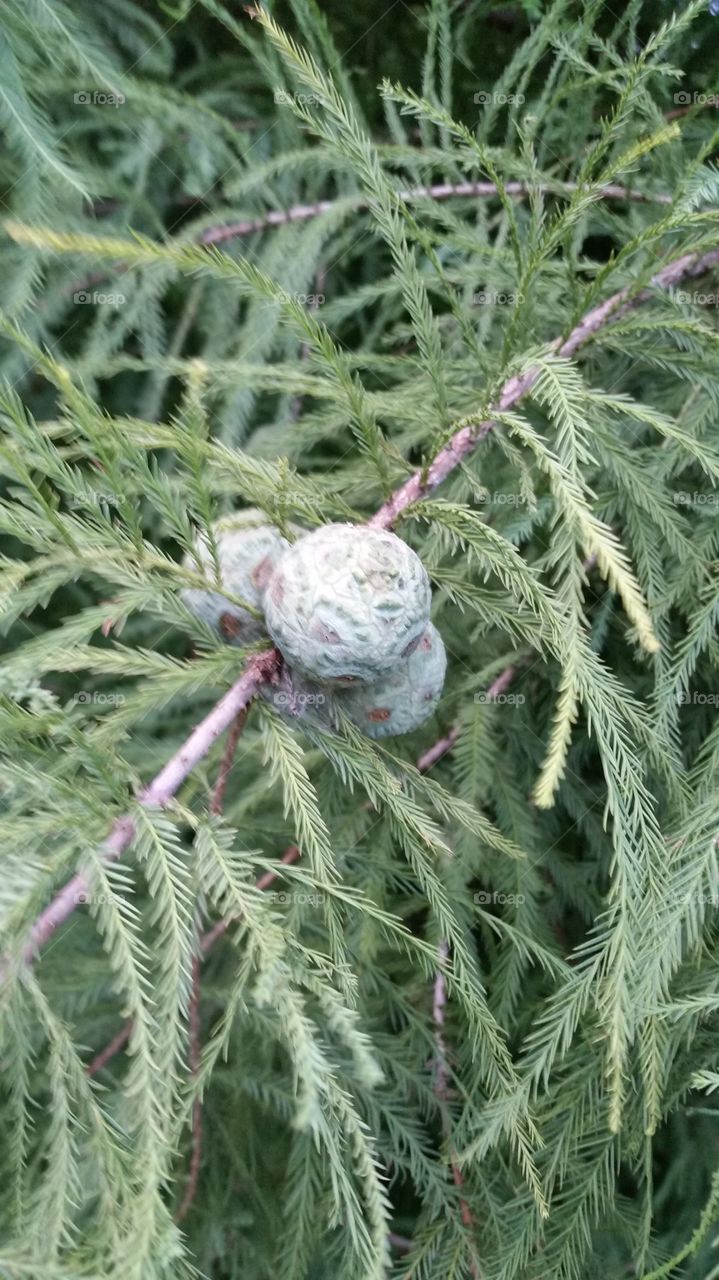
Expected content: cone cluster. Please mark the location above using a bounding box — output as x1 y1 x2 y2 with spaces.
182 515 446 738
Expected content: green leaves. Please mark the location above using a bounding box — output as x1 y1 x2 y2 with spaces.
2 0 719 1277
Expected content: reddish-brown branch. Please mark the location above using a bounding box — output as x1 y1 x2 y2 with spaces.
415 725 461 773
210 706 249 817
86 1021 134 1077
175 955 203 1224
10 243 719 984
369 245 719 529
6 649 280 978
426 663 519 1277
200 180 673 245
200 845 302 955
85 846 303 1077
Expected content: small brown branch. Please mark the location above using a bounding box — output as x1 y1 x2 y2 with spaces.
11 241 719 995
415 725 461 773
85 846 304 1078
86 1021 133 1077
7 649 280 977
433 941 482 1279
199 845 302 955
368 246 719 530
81 716 463 1080
210 707 249 816
175 955 203 1224
200 180 673 245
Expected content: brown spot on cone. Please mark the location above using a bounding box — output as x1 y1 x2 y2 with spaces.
219 612 244 640
251 555 274 590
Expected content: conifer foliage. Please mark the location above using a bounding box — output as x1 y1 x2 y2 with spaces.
1 1 719 1277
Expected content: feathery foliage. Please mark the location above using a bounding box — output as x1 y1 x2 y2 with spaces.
2 1 719 1277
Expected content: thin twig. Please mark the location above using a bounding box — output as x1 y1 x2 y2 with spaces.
200 179 673 244
86 1021 134 1077
175 955 203 1224
200 845 302 955
368 246 719 530
210 707 250 816
85 846 303 1077
429 665 521 1278
11 243 719 978
10 649 280 974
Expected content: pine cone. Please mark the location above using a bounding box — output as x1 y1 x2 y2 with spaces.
264 523 432 684
338 622 446 738
181 509 298 646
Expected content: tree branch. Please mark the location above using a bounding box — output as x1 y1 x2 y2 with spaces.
13 649 280 972
200 180 673 245
9 242 719 978
369 246 719 529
